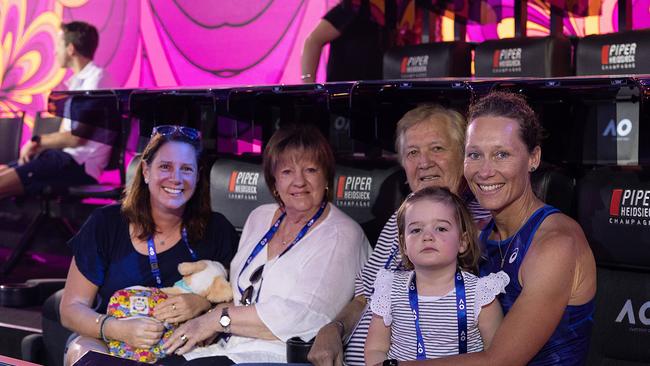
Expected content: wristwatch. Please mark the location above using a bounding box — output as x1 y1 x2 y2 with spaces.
219 307 231 333
383 359 399 366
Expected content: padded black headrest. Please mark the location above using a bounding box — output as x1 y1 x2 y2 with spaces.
383 42 471 79
587 267 650 365
576 167 650 270
475 36 572 77
530 162 575 216
334 159 407 245
210 156 274 230
576 29 650 76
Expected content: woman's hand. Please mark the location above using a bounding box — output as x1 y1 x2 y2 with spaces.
109 317 165 349
162 311 219 355
154 293 211 324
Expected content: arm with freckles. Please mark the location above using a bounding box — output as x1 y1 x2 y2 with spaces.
399 232 577 366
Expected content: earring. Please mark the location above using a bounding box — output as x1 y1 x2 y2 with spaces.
144 178 149 184
530 166 537 172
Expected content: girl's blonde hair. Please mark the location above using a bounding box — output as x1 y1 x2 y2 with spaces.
396 186 480 274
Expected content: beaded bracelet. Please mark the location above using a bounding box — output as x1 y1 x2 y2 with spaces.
99 315 113 342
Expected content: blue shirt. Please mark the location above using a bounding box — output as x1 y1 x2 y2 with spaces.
70 204 238 312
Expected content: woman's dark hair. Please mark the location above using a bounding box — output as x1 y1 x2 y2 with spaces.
468 91 544 152
396 186 480 274
122 132 210 243
262 124 335 204
61 21 99 60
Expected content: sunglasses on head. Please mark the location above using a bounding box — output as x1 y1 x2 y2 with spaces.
241 264 264 306
151 125 201 140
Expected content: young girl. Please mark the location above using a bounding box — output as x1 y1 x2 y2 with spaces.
365 187 509 364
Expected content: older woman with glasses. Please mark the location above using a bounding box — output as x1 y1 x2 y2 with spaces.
162 124 371 365
60 125 238 366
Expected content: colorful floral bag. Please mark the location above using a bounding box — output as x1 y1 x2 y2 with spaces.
106 286 175 363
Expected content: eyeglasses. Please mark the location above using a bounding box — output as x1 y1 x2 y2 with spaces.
241 264 264 306
151 125 201 140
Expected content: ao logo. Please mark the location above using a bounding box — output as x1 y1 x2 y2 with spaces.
602 119 633 137
615 299 650 325
334 116 350 131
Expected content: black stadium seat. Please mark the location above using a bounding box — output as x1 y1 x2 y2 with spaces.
474 36 572 77
577 167 650 364
210 156 274 231
530 162 575 216
0 112 24 164
334 159 407 245
576 28 650 76
383 41 472 79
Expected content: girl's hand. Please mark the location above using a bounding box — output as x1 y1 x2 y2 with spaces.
113 317 165 349
162 311 219 355
154 293 211 324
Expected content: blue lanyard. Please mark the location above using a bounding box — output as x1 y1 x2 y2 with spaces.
147 227 197 287
237 200 328 295
408 268 468 359
384 244 402 270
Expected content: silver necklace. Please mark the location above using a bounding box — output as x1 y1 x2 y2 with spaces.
497 237 513 269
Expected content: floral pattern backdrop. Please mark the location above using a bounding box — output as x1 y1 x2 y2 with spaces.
1 0 649 127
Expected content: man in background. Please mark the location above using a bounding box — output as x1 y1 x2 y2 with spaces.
0 21 112 200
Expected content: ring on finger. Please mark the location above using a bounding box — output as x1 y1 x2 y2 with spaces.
180 334 188 343
172 304 177 311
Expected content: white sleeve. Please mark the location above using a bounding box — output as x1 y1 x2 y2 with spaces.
255 217 370 342
370 269 394 326
473 271 510 323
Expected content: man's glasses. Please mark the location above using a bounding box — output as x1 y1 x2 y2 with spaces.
241 264 264 306
151 125 201 140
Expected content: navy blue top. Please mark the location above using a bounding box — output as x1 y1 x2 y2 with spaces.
70 204 238 313
479 205 594 366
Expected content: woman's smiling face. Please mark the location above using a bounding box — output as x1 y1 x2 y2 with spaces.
142 141 199 215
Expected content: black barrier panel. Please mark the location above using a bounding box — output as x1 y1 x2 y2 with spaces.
383 41 471 79
576 29 650 76
48 91 122 146
493 77 649 166
349 80 473 152
587 267 650 364
334 159 406 245
577 167 650 270
226 85 330 153
325 82 357 156
210 156 275 231
129 89 223 153
475 36 572 77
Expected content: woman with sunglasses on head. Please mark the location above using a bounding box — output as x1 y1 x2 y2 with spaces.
162 124 371 365
60 125 238 366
